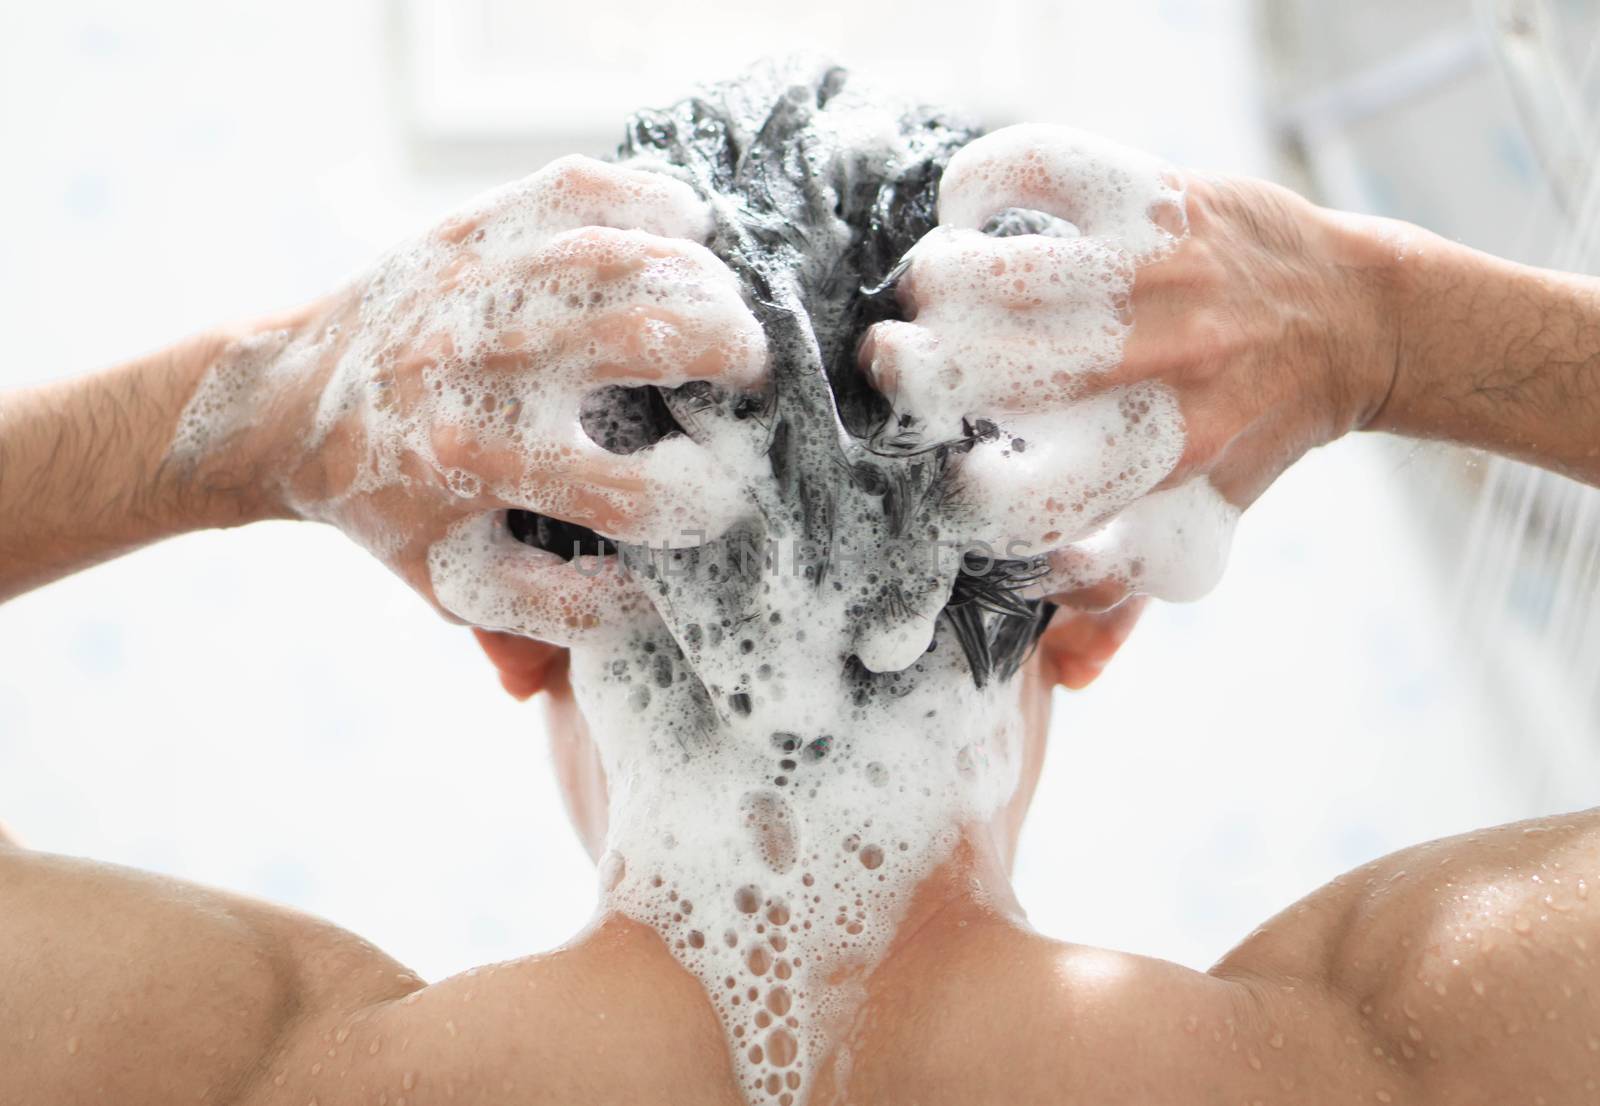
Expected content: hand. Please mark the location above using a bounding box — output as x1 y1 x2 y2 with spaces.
860 125 1400 609
179 156 768 642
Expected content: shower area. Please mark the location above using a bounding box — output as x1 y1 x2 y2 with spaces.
1 0 1595 980
1266 0 1600 803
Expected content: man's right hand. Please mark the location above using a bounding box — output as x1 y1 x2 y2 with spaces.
861 124 1600 610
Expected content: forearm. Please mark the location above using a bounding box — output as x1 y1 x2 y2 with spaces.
1369 231 1600 483
0 332 282 602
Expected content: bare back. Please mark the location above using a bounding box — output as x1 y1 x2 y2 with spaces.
4 808 1598 1105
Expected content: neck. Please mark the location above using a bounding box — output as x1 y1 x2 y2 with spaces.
555 630 1048 1106
886 828 1028 940
778 830 1034 1104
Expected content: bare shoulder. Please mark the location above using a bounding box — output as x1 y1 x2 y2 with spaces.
0 841 738 1106
258 913 741 1106
810 898 1382 1106
0 843 418 1106
1218 807 1600 1105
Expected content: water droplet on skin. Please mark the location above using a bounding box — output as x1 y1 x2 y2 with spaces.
1268 1032 1284 1049
66 1036 80 1056
403 1072 417 1090
1376 1092 1393 1103
444 1019 458 1038
1513 916 1532 934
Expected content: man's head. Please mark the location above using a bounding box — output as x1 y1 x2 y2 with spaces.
463 60 1145 1102
471 57 1142 847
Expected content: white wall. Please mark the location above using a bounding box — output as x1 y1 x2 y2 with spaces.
0 0 1551 981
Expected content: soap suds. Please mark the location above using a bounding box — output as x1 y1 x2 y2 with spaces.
542 62 1053 1101
169 59 1242 1105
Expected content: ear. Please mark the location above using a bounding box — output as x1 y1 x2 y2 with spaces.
1037 598 1146 691
472 628 569 701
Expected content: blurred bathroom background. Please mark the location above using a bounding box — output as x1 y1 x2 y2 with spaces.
1 0 1596 980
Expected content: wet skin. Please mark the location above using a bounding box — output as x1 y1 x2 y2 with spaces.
5 639 1599 1106
6 129 1600 1105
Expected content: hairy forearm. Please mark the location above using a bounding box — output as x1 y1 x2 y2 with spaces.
1371 233 1600 483
0 335 274 602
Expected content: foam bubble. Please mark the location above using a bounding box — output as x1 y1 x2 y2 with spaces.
937 123 1183 257
1039 477 1241 604
861 123 1212 606
172 64 1237 1106
537 63 1038 1102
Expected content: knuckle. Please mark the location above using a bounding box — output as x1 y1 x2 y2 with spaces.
862 321 926 384
1184 309 1242 370
534 153 615 197
522 156 712 243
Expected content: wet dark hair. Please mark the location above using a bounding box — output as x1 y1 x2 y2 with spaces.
515 63 1056 687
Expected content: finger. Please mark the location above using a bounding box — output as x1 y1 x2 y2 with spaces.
426 512 651 647
1116 238 1240 384
590 434 754 546
430 416 752 550
938 124 1183 259
451 155 714 253
522 227 768 391
954 383 1185 552
1040 477 1239 605
427 423 646 535
899 227 1132 318
581 303 766 389
1039 550 1134 613
860 316 1123 437
864 232 1139 438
